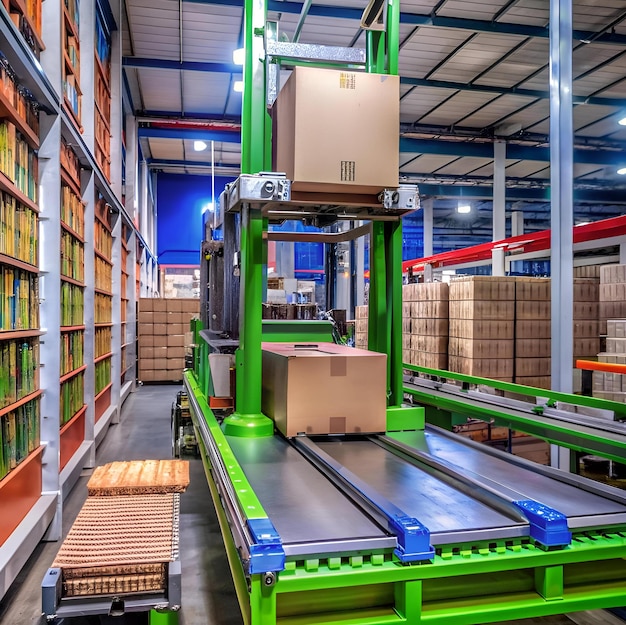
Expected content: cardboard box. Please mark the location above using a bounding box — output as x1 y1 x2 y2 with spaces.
167 334 185 348
261 342 387 437
153 312 167 324
138 298 153 312
409 282 449 302
449 319 513 340
140 370 156 382
512 437 550 465
153 346 168 361
448 300 515 321
515 277 550 301
411 318 449 337
152 299 168 312
153 323 168 336
273 67 399 194
138 323 153 337
449 276 516 301
515 301 550 320
138 311 153 324
600 264 626 284
140 358 156 371
140 347 155 360
515 338 551 358
573 278 599 302
153 335 168 348
355 305 368 319
168 346 185 359
607 319 626 338
515 357 551 377
183 299 200 313
449 338 513 359
167 299 183 312
515 376 551 390
170 323 185 336
448 355 513 378
412 301 449 319
418 352 448 370
516 320 551 339
138 335 154 348
410 334 448 354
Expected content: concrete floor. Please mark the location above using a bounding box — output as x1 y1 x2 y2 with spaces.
0 385 622 625
0 384 243 625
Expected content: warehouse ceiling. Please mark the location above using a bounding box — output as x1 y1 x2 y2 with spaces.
122 0 626 230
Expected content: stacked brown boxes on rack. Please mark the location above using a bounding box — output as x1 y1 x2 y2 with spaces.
354 305 368 349
448 277 516 381
593 319 626 403
402 282 449 369
600 265 626 335
137 299 199 382
515 278 551 388
573 277 600 361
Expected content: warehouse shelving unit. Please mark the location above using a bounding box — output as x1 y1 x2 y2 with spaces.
0 0 157 601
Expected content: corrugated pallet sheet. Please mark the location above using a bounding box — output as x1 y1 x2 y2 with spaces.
87 459 189 496
53 494 179 597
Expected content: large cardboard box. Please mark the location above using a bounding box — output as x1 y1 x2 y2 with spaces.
153 335 168 348
152 299 168 312
167 334 185 348
138 298 153 312
450 276 516 301
138 311 153 324
138 334 154 348
261 342 387 437
273 67 399 194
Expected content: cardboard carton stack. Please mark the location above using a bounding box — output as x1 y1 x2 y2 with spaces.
138 298 199 382
573 278 600 361
574 265 601 278
514 278 551 389
355 305 368 349
600 265 626 335
403 282 449 369
448 276 516 381
593 318 626 403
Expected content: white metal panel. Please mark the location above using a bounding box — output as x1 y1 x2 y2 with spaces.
430 33 527 83
437 0 504 21
149 138 185 160
458 94 537 128
474 39 549 88
505 160 548 178
182 71 231 115
418 91 499 126
469 159 517 177
434 156 493 175
572 0 626 31
400 154 458 173
575 111 626 137
138 70 182 111
499 99 550 132
399 26 471 78
497 0 549 27
400 86 457 123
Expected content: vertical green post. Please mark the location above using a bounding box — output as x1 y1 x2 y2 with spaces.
224 0 274 436
149 609 178 625
365 5 403 408
250 576 277 625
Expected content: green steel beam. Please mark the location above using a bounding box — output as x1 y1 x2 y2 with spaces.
404 364 626 418
224 0 274 436
261 320 335 343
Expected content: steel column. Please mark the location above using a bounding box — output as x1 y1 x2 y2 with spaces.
423 198 433 258
224 0 274 436
492 140 506 276
549 0 574 405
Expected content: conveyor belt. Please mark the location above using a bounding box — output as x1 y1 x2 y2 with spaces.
228 426 626 560
226 435 395 557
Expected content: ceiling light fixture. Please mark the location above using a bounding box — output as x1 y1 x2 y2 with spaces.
233 80 244 93
457 202 471 214
232 48 245 66
618 167 626 175
193 140 207 152
619 117 626 126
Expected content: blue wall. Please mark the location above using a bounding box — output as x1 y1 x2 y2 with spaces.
156 173 235 265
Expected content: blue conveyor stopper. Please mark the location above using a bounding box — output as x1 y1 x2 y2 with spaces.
247 518 286 574
513 500 571 547
390 514 435 563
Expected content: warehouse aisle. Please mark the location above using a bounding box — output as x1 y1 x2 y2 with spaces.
0 384 243 625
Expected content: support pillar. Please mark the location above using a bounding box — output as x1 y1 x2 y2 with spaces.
510 210 524 274
549 0 574 469
492 140 506 276
223 0 274 436
423 198 433 258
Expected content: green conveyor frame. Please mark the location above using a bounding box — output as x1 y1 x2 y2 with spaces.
185 0 626 620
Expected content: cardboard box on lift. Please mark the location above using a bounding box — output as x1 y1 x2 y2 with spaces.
273 67 399 194
261 342 387 437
